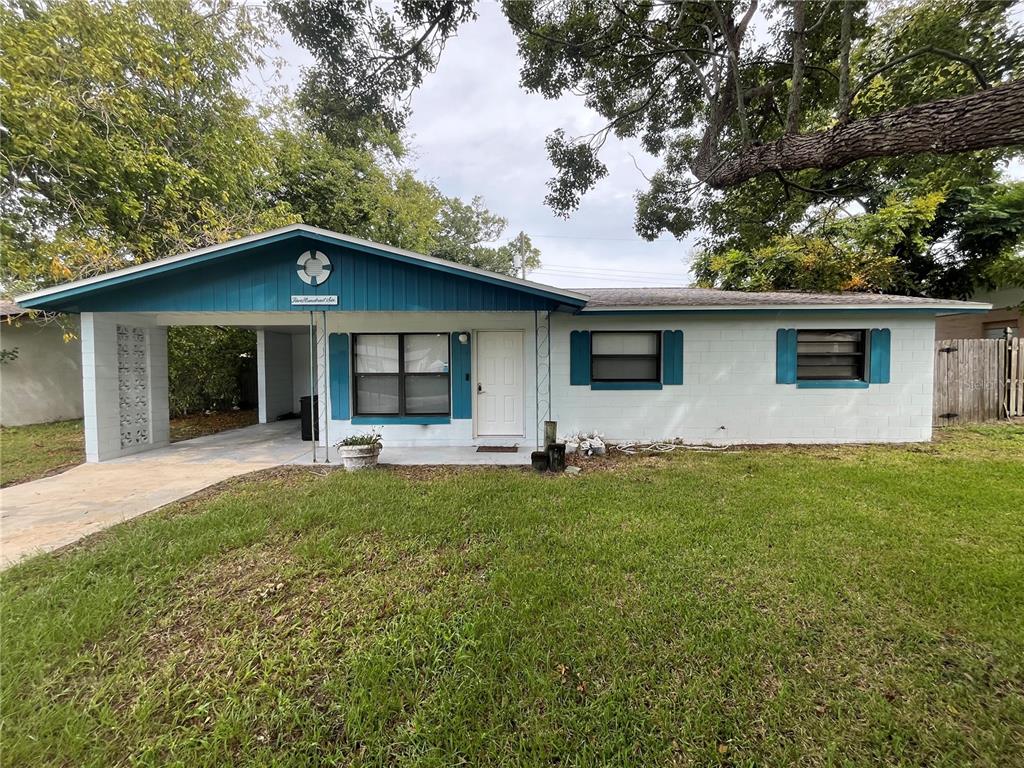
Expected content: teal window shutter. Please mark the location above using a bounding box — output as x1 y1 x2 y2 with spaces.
450 332 472 419
869 328 891 383
570 330 591 385
776 328 797 383
328 333 350 419
662 330 684 384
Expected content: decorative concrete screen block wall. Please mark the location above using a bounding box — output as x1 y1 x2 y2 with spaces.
81 313 169 461
549 313 935 445
117 325 150 448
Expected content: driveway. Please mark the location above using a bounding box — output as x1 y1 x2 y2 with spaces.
0 421 531 568
0 421 310 568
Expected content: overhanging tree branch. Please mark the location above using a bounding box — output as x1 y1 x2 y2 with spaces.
695 79 1024 188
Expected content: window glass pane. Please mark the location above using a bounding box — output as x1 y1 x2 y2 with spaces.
796 330 864 380
592 332 658 355
405 375 449 414
355 375 399 413
404 334 449 373
355 335 399 373
798 340 861 354
798 363 862 379
798 330 863 343
592 357 659 381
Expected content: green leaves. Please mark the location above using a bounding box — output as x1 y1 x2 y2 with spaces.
1 0 293 291
1 0 540 296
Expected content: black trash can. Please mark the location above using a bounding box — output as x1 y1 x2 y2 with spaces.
300 395 319 442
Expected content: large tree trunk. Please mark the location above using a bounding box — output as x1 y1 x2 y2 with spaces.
695 79 1024 189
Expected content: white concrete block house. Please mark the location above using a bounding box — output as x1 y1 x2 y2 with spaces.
17 225 989 462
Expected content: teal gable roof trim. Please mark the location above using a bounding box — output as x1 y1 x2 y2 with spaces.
18 227 585 314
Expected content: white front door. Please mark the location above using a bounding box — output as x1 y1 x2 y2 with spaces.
476 331 525 436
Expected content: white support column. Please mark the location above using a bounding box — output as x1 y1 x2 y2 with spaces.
80 312 168 462
316 313 331 458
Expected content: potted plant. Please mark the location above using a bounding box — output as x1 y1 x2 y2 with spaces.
334 431 382 470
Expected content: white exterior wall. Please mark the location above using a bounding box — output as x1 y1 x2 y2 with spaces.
323 312 541 449
291 331 314 414
0 318 84 426
80 312 169 462
549 312 935 445
256 330 295 422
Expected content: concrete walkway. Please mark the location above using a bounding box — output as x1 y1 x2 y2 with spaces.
0 422 309 568
1 422 530 568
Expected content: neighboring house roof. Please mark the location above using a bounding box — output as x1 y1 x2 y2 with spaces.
577 287 990 314
0 301 26 319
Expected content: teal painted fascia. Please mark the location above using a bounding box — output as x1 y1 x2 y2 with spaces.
796 380 870 389
351 416 451 425
591 381 663 391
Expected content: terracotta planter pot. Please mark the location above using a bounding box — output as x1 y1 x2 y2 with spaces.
337 444 381 471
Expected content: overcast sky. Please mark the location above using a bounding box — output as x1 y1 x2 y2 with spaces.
246 2 696 289
246 1 1021 290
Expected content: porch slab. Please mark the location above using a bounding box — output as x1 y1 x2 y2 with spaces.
377 445 532 466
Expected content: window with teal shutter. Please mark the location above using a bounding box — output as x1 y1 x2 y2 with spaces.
868 328 891 383
328 333 350 419
776 329 797 383
570 330 591 385
450 332 472 418
662 330 683 385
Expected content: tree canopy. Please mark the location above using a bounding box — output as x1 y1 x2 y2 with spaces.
272 0 1024 297
1 0 539 296
0 0 296 290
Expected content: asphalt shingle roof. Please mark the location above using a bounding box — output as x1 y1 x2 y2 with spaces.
0 300 25 317
576 287 984 309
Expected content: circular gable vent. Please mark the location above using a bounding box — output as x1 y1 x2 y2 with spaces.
296 251 332 286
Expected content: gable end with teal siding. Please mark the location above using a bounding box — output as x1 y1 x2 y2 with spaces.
19 228 585 314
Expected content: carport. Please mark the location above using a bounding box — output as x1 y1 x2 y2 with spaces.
15 224 585 463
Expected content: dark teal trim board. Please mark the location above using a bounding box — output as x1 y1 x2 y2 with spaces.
328 333 350 419
570 330 591 385
796 380 870 389
591 381 664 391
776 328 798 384
661 330 683 385
351 416 451 425
868 328 892 384
450 332 473 419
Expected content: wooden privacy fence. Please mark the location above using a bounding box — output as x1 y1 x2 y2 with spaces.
934 337 1024 425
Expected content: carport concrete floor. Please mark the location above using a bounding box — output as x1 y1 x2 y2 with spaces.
0 421 530 568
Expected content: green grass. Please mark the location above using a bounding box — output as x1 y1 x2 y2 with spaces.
0 410 258 486
0 419 84 486
2 426 1023 766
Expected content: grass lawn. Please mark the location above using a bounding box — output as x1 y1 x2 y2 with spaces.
0 419 85 487
2 426 1022 766
0 409 258 486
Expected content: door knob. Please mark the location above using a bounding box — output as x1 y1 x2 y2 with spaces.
477 383 484 393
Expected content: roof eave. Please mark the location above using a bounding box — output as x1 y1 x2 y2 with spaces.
578 302 994 314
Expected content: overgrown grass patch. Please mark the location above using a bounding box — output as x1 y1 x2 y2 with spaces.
2 426 1022 766
0 418 84 486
